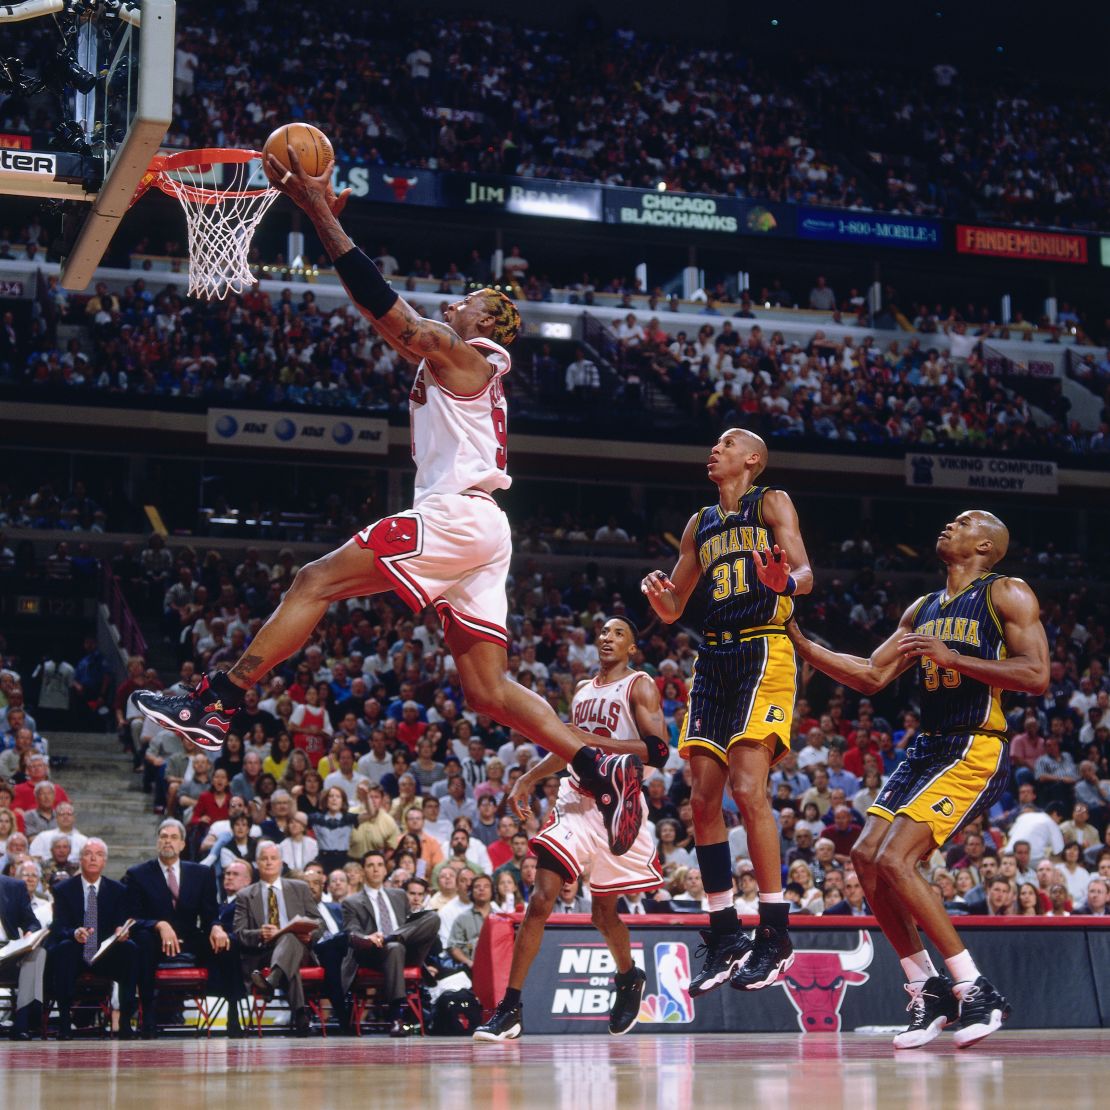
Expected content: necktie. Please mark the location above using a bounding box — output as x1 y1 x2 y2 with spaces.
83 884 98 964
166 866 179 908
374 890 392 934
268 886 280 927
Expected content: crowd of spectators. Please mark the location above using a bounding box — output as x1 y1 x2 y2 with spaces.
2 518 1109 1035
5 270 1108 461
144 8 1110 230
3 6 1107 229
593 310 1108 455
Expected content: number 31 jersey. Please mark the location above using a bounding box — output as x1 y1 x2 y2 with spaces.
909 572 1007 736
693 485 793 636
409 336 512 506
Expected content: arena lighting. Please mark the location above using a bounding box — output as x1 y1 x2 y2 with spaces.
656 181 667 191
504 194 598 221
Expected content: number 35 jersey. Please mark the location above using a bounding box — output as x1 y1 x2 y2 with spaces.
909 573 1007 736
694 486 793 637
409 336 512 507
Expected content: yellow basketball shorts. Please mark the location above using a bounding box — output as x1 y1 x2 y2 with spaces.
678 630 796 766
867 732 1010 846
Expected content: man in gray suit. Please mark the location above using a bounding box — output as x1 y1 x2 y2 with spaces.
341 850 438 1037
234 841 323 1036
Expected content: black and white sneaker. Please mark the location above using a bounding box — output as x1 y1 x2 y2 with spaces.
609 967 646 1035
689 929 752 998
133 675 236 752
473 999 523 1042
893 975 960 1049
591 753 644 856
730 925 793 991
952 976 1011 1048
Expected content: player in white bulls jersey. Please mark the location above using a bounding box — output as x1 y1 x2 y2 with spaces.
474 618 671 1041
133 146 646 863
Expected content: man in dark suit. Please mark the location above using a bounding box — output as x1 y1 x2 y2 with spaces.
0 869 48 1039
297 862 348 1031
211 858 253 1037
822 871 872 917
48 838 138 1039
122 818 224 1037
341 850 438 1037
235 841 323 1036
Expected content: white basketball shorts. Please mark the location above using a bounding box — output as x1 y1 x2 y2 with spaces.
532 785 664 896
353 490 510 647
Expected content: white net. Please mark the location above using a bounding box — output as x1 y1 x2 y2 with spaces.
157 159 279 300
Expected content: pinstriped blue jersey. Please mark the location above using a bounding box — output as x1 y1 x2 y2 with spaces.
693 485 793 636
911 572 1007 736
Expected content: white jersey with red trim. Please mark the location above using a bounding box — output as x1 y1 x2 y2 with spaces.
409 336 512 505
563 669 648 798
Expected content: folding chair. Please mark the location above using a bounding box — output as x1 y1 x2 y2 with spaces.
246 965 328 1037
137 966 218 1036
349 966 425 1036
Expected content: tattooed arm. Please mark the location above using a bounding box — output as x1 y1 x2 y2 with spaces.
270 148 493 396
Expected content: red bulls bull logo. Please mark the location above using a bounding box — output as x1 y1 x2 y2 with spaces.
776 932 873 1032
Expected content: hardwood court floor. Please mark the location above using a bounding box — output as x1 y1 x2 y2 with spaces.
1 1031 1104 1109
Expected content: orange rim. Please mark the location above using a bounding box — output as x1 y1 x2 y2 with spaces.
132 147 273 207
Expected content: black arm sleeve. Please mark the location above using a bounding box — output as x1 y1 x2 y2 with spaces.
334 247 399 319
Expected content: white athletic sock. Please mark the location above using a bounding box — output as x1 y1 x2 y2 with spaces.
944 950 980 992
706 889 733 913
900 950 937 984
758 891 786 903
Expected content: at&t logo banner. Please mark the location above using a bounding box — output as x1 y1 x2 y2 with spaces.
206 408 388 455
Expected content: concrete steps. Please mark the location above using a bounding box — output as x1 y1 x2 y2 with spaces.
46 730 158 879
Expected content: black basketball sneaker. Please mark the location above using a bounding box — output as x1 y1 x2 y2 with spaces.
590 752 645 856
473 999 523 1042
132 675 236 752
730 925 794 991
609 967 647 1035
952 976 1011 1048
690 929 753 998
893 974 960 1049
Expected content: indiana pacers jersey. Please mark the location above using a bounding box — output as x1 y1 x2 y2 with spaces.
680 486 796 765
909 573 1007 736
869 572 1011 845
693 486 794 637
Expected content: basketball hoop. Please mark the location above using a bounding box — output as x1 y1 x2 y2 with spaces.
135 148 279 300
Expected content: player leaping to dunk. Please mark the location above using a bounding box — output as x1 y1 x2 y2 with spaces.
133 145 645 857
642 428 813 997
786 509 1048 1048
474 617 671 1041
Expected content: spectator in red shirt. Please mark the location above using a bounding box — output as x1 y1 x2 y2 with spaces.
793 697 819 739
12 755 70 811
1010 714 1046 781
843 730 878 778
825 805 863 865
654 660 688 702
486 814 521 872
397 701 428 752
189 766 232 829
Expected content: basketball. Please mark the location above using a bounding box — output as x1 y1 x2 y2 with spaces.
262 122 334 184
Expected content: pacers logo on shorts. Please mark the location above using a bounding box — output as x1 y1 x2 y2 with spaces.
764 705 786 724
931 797 955 817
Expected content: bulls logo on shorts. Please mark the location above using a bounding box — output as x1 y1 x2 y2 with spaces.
355 515 420 557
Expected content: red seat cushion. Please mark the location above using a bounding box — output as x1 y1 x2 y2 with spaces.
155 968 209 985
